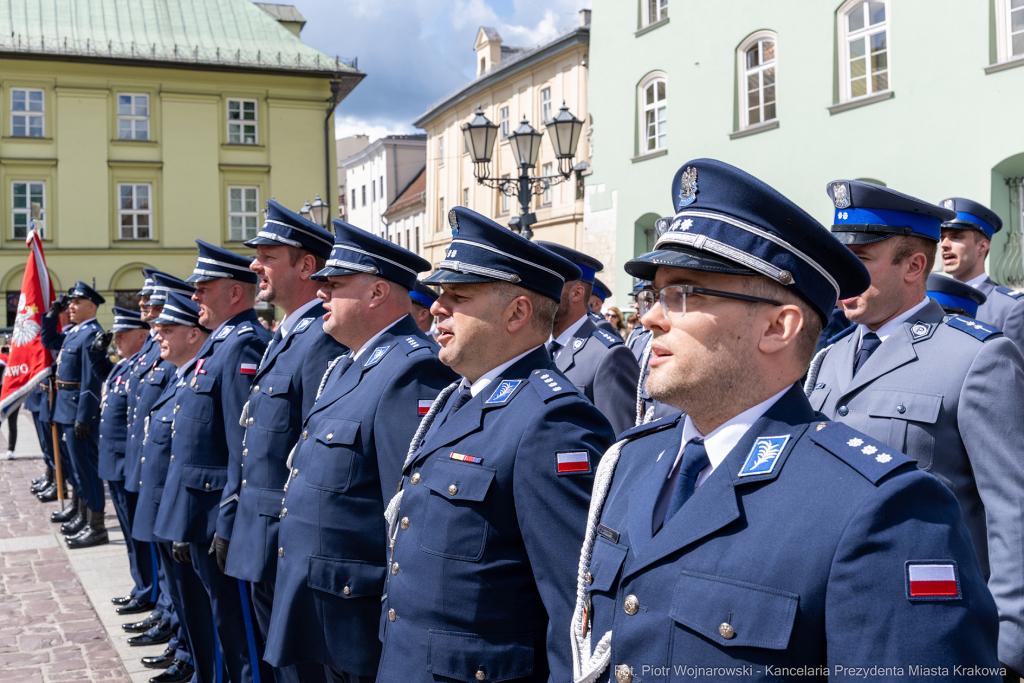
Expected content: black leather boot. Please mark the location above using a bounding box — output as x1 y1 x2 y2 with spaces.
61 499 87 535
30 467 53 493
67 508 109 549
141 647 176 669
36 481 60 502
51 495 78 523
150 660 194 682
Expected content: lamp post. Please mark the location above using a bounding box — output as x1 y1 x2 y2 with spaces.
299 199 313 222
309 194 330 228
462 102 583 240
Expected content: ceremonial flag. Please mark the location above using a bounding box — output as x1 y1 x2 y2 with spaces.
0 228 56 419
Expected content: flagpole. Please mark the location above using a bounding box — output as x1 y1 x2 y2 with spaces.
50 379 63 504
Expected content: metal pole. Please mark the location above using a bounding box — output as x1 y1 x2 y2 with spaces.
50 380 63 503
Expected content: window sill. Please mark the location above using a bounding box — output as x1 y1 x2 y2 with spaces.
985 56 1024 74
827 90 893 115
221 143 265 150
1 136 52 142
110 138 158 146
635 17 669 37
729 119 779 140
631 148 668 163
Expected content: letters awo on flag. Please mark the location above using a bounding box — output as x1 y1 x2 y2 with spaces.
907 562 960 599
0 229 56 419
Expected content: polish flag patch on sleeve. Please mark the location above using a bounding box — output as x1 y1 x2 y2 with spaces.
556 451 591 475
240 363 258 375
906 561 960 600
418 399 433 415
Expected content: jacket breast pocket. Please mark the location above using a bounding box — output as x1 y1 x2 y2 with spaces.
420 458 495 562
149 416 173 446
427 630 534 683
587 536 628 595
670 570 798 650
180 374 216 424
181 465 228 494
307 555 386 599
304 419 360 493
255 373 293 433
866 390 942 469
257 488 284 518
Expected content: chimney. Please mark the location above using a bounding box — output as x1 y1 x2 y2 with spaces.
579 9 591 28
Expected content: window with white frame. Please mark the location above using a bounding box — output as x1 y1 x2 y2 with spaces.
438 197 445 231
228 186 259 241
11 89 44 137
118 94 150 140
500 107 510 138
11 181 45 239
227 99 258 144
438 135 445 164
463 188 469 207
639 75 667 153
372 180 377 202
643 0 668 27
380 175 384 199
741 35 777 128
1010 0 1024 58
541 88 552 123
500 175 511 213
352 188 356 208
542 164 553 205
842 1 888 100
362 185 366 207
118 184 152 240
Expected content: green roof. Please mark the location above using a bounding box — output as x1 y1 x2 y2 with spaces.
0 0 358 74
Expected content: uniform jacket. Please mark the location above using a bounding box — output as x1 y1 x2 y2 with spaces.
132 370 187 544
810 299 1024 671
223 303 347 584
97 358 133 481
123 338 171 493
378 345 614 683
154 310 269 544
265 315 456 673
556 318 641 437
625 328 648 362
975 275 1024 352
40 316 112 425
575 386 998 683
589 311 620 337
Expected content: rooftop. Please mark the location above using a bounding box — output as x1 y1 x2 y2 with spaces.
384 166 426 219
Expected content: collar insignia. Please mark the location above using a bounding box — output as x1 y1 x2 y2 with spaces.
295 318 315 332
911 322 930 339
485 379 522 405
738 435 791 477
215 325 235 340
364 345 390 367
573 338 584 350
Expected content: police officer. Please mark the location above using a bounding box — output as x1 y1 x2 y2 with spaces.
571 160 998 683
219 201 345 683
410 281 438 335
40 282 113 548
152 241 272 683
939 197 1024 352
927 273 987 318
590 277 610 314
536 241 640 436
624 278 651 360
265 220 456 682
27 382 59 501
377 207 614 683
808 180 1024 678
133 292 210 683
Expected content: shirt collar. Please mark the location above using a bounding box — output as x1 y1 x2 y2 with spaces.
279 298 321 338
965 273 988 289
460 345 543 397
352 316 406 362
857 296 930 348
551 314 589 348
72 317 97 332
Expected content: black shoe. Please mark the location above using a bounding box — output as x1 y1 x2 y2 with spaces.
111 594 135 606
36 482 59 502
30 474 51 493
141 647 176 669
61 513 86 536
128 622 172 647
51 500 77 523
66 525 109 549
123 613 163 633
115 597 156 615
150 660 194 683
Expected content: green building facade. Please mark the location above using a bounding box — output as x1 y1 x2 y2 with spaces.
584 0 1024 310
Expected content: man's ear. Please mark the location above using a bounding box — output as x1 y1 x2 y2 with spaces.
757 304 804 356
368 279 391 309
505 295 534 334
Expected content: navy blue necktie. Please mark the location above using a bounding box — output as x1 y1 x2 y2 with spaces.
272 328 284 345
663 439 711 526
335 355 354 377
853 332 881 376
440 386 473 427
547 340 562 361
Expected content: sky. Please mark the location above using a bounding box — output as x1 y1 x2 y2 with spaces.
277 0 592 142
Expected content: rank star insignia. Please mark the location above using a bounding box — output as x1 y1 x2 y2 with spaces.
832 182 851 209
876 453 892 463
847 437 863 447
862 445 877 455
671 218 693 232
677 167 698 207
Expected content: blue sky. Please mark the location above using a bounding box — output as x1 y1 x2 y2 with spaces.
276 0 592 141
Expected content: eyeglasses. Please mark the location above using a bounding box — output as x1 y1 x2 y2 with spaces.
636 284 782 318
605 313 620 320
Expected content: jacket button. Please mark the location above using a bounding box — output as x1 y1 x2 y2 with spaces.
292 469 298 478
475 670 486 681
896 404 906 414
615 664 633 683
391 562 399 575
326 433 333 441
174 405 179 413
268 387 273 394
140 457 145 463
253 385 259 394
281 508 287 517
100 435 103 439
248 417 254 426
242 480 247 488
400 517 409 530
585 572 593 585
139 481 143 487
101 419 104 423
448 484 458 495
388 608 395 622
837 405 849 417
243 449 248 457
204 483 211 490
170 455 174 462
411 473 420 485
623 595 639 615
278 547 284 557
719 622 736 639
302 431 308 440
343 585 350 595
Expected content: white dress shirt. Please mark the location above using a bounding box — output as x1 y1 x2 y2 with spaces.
549 314 589 350
175 356 198 380
966 273 988 289
855 297 931 351
278 298 321 338
460 345 543 397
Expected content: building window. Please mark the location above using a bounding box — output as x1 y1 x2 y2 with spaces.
500 175 511 214
639 75 667 153
740 35 777 128
11 181 45 239
118 184 152 240
372 180 376 202
415 226 420 253
10 88 44 137
438 135 445 164
117 94 150 140
541 164 553 205
438 198 445 231
380 176 384 198
228 186 259 242
352 188 357 208
362 185 366 207
541 88 552 123
500 107 510 138
1010 0 1024 58
227 98 258 144
463 188 470 207
842 1 888 100
643 0 668 27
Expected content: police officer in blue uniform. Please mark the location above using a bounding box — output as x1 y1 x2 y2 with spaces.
265 220 456 682
40 281 113 548
377 207 614 683
153 241 272 683
590 277 609 315
927 273 987 318
808 180 1024 678
536 241 640 436
938 197 1024 352
220 200 346 683
27 382 59 501
624 278 650 360
410 281 439 335
571 160 999 683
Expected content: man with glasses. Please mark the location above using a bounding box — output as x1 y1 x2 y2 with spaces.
570 160 997 681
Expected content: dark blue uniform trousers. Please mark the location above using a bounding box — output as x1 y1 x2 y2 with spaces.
250 581 327 683
29 410 55 470
60 424 104 511
108 482 157 602
153 551 188 667
157 542 213 678
191 541 273 683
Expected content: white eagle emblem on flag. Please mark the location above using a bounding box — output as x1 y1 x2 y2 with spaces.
13 294 40 347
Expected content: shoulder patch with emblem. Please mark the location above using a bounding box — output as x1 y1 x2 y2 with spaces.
906 561 961 601
294 317 315 333
398 335 437 355
363 345 391 367
215 325 236 340
556 451 591 475
944 314 1001 342
529 369 577 402
592 329 623 348
995 285 1024 300
809 421 913 484
617 413 684 442
484 379 525 405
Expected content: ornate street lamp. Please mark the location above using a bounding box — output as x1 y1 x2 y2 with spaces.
299 199 313 221
462 106 500 177
548 102 584 176
508 116 543 170
309 194 329 228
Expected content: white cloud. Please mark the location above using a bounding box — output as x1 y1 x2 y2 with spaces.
334 114 415 142
498 9 563 47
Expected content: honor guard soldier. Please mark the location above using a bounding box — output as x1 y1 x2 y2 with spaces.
571 160 999 683
133 292 210 683
939 197 1024 352
153 241 272 683
410 281 439 334
221 200 346 683
264 220 456 682
807 180 1024 678
376 207 614 683
41 281 113 548
927 273 987 318
536 241 640 436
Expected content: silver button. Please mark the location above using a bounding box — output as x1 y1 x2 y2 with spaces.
410 473 420 485
448 484 458 495
281 508 287 518
268 387 273 394
400 517 409 530
170 455 174 462
248 417 254 426
391 562 399 575
719 622 736 639
327 433 333 441
615 664 632 683
343 585 350 595
204 483 211 490
278 547 284 557
139 481 143 487
837 405 849 417
140 457 145 463
243 449 248 457
174 405 179 413
475 671 486 681
292 469 298 478
623 595 639 615
253 385 259 394
388 608 395 622
242 480 247 488
585 572 593 585
302 431 308 440
896 404 906 414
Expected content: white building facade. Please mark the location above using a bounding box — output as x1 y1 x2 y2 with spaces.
341 134 426 239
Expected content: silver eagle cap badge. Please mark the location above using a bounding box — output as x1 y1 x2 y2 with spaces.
678 167 698 208
832 183 851 210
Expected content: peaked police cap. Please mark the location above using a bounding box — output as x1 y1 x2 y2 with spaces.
245 199 335 260
827 180 955 244
314 219 430 291
69 281 105 305
188 240 258 284
937 197 1002 239
927 273 987 318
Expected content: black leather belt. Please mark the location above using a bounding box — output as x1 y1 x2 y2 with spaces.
56 381 80 390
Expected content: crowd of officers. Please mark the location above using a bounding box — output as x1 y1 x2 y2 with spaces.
16 161 1024 682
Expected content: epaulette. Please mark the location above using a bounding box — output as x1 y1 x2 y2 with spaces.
943 315 1001 342
995 285 1024 300
237 326 253 336
592 328 623 348
826 323 857 345
588 311 604 324
529 369 578 402
809 421 914 485
617 413 683 442
398 335 438 355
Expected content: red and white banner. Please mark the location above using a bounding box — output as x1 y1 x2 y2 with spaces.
0 228 56 419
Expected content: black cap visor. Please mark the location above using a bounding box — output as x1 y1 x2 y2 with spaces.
312 265 368 282
624 245 756 281
831 224 922 245
421 269 500 286
243 235 281 249
940 218 986 235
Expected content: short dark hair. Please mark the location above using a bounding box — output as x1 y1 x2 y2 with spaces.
743 276 823 368
491 281 558 335
286 246 327 271
890 235 937 274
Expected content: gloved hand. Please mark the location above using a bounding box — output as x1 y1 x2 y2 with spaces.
210 533 230 573
73 421 91 440
172 542 192 564
46 295 69 319
90 331 113 352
